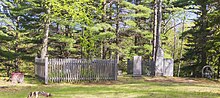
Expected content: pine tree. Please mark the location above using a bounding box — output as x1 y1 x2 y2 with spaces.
174 0 218 77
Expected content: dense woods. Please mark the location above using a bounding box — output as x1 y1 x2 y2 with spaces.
0 0 219 78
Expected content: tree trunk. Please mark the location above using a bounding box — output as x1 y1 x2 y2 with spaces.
56 23 60 33
134 0 140 54
14 16 20 72
173 18 176 59
135 36 138 54
218 56 220 78
102 41 107 59
152 0 158 62
108 1 113 60
200 3 208 68
102 0 107 21
109 49 112 59
152 0 158 76
115 1 120 64
102 0 107 59
14 33 19 72
178 19 185 77
41 7 50 58
6 65 10 77
153 0 163 59
155 0 162 53
152 0 163 76
81 27 84 59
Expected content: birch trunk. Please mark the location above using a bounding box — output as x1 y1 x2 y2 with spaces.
178 19 185 77
173 18 176 59
152 0 158 62
41 7 50 58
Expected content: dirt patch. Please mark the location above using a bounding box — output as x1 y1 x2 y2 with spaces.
75 80 119 85
0 80 12 86
0 79 37 87
145 77 219 83
144 77 202 83
0 86 20 92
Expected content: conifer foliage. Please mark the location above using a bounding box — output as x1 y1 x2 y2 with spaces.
0 0 219 77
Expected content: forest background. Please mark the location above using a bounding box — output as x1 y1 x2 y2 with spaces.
0 0 220 78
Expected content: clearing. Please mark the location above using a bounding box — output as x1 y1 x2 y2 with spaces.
0 76 220 98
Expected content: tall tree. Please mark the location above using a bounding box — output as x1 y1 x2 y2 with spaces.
174 0 218 77
40 0 50 58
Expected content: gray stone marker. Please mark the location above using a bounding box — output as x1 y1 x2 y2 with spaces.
133 56 142 76
155 48 164 76
163 59 174 76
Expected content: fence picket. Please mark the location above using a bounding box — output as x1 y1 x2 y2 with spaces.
56 59 58 82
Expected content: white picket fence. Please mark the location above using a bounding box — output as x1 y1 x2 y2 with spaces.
35 57 117 84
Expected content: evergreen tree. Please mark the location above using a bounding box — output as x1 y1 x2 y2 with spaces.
174 0 219 77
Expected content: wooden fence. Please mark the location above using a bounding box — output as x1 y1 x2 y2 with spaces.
35 57 117 84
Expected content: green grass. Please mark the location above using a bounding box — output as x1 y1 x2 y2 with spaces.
0 76 220 98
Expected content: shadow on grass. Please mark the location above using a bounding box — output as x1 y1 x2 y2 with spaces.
136 91 220 98
35 85 220 98
1 75 220 98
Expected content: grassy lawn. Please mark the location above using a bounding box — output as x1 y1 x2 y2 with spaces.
0 76 220 98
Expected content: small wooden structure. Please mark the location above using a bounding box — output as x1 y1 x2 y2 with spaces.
35 57 117 84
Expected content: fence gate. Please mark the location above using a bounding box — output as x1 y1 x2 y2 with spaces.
35 57 117 84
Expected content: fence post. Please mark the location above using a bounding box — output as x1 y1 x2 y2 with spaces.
45 56 48 84
114 60 117 80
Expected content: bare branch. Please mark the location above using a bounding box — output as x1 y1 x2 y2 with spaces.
163 22 182 34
